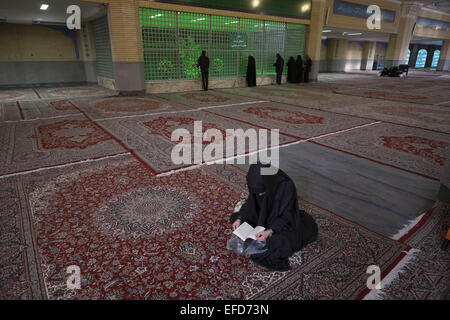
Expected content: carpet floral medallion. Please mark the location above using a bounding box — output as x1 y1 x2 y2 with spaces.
73 96 182 120
243 106 325 125
0 91 27 101
180 92 230 103
313 122 450 180
31 119 113 150
0 115 125 176
1 157 410 300
155 90 258 108
0 89 40 102
49 99 79 111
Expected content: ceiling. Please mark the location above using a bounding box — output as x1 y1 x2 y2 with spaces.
0 0 106 24
1 0 449 24
394 0 450 15
0 0 448 33
321 26 444 46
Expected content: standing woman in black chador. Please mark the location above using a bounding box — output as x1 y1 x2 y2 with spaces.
230 162 319 271
296 55 304 83
304 55 312 83
286 56 298 83
246 55 257 87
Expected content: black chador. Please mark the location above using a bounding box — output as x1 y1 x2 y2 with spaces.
296 55 304 83
304 56 312 83
246 56 257 87
286 56 298 83
230 163 318 271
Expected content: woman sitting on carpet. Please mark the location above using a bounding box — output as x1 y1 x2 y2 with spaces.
230 162 318 271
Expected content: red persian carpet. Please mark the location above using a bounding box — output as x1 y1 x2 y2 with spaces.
207 101 373 140
218 86 374 109
0 101 24 122
93 110 295 175
334 87 450 105
332 101 450 133
1 156 410 299
10 99 82 121
312 122 450 180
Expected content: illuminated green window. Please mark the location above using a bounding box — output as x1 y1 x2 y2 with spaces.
140 8 306 81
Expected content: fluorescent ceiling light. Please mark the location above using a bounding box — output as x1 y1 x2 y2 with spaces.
342 31 362 36
40 4 49 10
252 0 260 8
322 30 332 33
301 3 310 13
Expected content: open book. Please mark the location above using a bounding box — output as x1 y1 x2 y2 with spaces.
233 222 265 241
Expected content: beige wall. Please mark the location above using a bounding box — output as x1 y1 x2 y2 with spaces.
346 41 363 59
0 24 81 62
0 24 97 86
109 0 143 62
375 42 387 57
320 41 328 60
344 41 363 70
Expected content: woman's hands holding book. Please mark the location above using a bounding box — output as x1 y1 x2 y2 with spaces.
255 229 273 242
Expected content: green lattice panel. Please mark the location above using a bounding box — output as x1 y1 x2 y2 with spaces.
139 8 306 81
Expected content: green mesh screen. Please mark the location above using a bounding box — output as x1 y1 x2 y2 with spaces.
140 8 306 81
92 15 114 78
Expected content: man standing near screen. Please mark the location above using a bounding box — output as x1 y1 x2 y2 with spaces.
273 53 284 85
197 50 210 91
